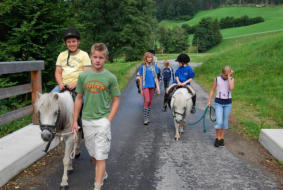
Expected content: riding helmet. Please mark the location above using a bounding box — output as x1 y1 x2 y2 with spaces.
176 53 190 64
63 28 81 41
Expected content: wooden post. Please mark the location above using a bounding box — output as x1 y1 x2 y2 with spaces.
31 70 42 124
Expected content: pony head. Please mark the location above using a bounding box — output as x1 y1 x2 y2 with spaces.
35 92 61 142
171 88 192 123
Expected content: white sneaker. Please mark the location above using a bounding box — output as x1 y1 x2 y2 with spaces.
103 171 108 181
94 183 102 190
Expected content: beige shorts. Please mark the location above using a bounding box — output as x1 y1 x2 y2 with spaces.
82 118 111 160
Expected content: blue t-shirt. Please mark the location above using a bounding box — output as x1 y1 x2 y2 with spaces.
162 67 173 80
174 65 195 85
139 64 159 89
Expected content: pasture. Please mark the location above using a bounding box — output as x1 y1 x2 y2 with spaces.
160 6 283 38
194 31 283 139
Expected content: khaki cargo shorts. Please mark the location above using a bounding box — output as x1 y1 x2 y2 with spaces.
82 118 111 160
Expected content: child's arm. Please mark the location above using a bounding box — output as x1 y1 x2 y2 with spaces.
176 77 182 86
155 78 160 95
72 93 83 133
139 75 143 95
207 79 217 106
228 70 234 90
181 78 193 86
55 66 65 90
108 96 120 123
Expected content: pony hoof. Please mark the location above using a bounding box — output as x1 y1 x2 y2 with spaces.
59 185 69 190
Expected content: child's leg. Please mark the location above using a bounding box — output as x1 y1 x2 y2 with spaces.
214 103 224 145
221 103 232 139
148 88 155 107
95 160 106 185
143 88 150 124
143 88 150 108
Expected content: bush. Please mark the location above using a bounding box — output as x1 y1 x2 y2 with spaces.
219 15 264 29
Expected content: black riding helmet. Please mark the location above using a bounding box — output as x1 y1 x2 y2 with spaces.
176 53 190 64
63 28 81 41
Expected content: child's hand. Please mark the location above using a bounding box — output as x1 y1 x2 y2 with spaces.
72 122 79 133
207 101 211 107
157 89 160 95
228 70 234 77
140 90 144 95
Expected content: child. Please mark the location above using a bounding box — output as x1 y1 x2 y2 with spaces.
139 52 160 125
207 66 234 147
162 53 196 113
52 28 91 93
162 60 174 93
72 43 120 190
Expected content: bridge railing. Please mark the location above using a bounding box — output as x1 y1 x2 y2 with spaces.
0 61 44 126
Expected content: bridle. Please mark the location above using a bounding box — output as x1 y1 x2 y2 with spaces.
38 109 61 153
172 106 186 122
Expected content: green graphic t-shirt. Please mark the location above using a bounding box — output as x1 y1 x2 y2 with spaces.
76 69 120 120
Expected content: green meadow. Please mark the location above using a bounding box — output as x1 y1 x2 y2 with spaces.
194 31 283 139
160 6 283 38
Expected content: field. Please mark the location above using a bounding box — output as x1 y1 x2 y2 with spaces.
194 31 283 139
160 6 283 38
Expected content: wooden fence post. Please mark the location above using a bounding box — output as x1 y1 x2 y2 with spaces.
31 70 42 124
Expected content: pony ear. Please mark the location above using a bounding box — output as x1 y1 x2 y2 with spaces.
53 93 59 100
36 92 42 99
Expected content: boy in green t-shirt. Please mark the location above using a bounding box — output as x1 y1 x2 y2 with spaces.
72 43 120 190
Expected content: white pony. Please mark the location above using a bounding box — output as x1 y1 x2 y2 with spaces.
170 88 193 141
35 91 77 190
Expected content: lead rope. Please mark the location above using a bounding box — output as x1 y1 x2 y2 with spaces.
55 126 81 160
187 106 216 133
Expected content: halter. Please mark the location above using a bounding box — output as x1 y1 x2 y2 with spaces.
172 106 186 122
39 109 61 153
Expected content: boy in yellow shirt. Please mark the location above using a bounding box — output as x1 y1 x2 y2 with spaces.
52 28 91 92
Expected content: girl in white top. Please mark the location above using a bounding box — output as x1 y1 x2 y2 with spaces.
207 66 234 147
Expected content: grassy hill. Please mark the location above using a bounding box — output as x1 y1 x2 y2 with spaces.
160 6 283 39
194 31 283 139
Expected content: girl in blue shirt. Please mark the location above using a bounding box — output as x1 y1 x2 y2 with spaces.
139 52 160 125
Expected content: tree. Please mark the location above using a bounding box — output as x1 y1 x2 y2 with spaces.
77 0 157 62
192 17 222 52
0 0 77 90
158 25 189 53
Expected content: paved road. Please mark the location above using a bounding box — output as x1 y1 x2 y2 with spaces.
39 61 277 190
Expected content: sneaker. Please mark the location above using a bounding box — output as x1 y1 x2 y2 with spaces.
219 139 224 147
104 171 108 181
191 106 196 114
214 138 219 147
94 183 102 190
144 119 149 125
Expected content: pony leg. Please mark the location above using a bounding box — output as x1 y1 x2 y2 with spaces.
179 121 184 134
174 120 180 141
60 135 74 188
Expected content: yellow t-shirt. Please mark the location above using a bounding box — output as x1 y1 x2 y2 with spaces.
56 50 92 84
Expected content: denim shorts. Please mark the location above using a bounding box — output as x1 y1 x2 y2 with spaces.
214 103 232 130
82 118 111 160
